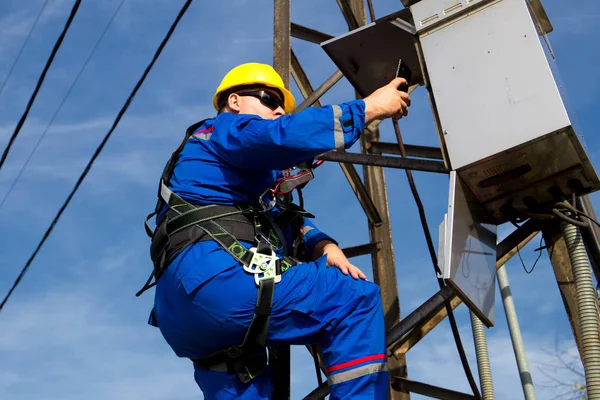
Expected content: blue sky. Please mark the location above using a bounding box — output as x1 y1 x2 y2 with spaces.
0 0 598 399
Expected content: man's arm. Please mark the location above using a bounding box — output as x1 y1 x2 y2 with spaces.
311 239 367 281
208 77 410 171
364 77 411 124
302 219 367 281
209 100 366 171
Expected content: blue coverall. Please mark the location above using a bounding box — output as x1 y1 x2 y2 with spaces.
150 100 388 399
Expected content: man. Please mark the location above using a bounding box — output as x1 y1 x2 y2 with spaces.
145 62 410 399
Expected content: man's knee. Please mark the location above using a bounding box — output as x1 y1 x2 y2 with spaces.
354 280 383 311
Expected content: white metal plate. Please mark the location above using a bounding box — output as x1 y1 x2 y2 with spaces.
444 171 497 326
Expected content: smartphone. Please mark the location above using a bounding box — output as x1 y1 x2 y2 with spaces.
395 58 412 92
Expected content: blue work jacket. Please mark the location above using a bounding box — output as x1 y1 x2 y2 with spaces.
155 100 367 301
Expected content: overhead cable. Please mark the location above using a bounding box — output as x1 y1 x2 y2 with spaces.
0 0 82 171
0 0 127 211
0 0 50 98
0 0 194 312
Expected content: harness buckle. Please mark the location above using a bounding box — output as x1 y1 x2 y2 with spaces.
258 188 277 212
243 246 281 286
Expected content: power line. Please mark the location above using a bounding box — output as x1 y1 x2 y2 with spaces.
0 0 128 211
0 0 50 98
0 0 194 312
0 0 82 171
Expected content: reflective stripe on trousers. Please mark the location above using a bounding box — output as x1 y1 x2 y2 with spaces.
154 245 388 400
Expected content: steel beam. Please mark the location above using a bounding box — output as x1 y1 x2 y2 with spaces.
273 1 291 397
346 1 408 399
274 0 291 88
366 0 376 22
387 286 455 350
291 49 319 104
528 0 554 35
542 223 585 358
341 242 379 259
303 382 329 400
394 295 463 355
336 0 359 30
316 151 449 173
293 70 344 113
392 378 476 400
291 22 333 44
370 141 444 160
400 0 421 8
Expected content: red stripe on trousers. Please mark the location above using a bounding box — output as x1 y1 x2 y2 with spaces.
326 354 387 374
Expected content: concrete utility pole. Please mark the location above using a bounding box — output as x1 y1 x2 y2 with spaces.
497 265 536 400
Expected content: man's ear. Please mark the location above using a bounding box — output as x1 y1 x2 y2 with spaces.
227 93 242 112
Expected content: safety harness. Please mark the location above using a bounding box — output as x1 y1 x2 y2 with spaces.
138 119 318 382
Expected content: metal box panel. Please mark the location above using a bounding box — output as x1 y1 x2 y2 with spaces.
443 171 497 326
418 0 571 170
414 0 599 223
411 0 489 32
321 10 422 98
459 128 599 221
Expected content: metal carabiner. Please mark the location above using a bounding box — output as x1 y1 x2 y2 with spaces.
257 187 277 212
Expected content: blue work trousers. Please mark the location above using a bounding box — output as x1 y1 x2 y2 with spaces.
153 247 389 399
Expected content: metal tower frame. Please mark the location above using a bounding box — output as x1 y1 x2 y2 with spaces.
272 0 600 399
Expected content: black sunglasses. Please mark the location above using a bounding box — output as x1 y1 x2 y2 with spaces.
237 90 284 111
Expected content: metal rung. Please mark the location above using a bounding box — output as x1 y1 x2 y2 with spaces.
341 243 379 259
393 377 476 400
291 23 333 44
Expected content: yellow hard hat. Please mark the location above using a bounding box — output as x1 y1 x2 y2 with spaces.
213 63 296 114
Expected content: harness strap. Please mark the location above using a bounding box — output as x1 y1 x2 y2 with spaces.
152 119 210 215
157 182 298 269
246 277 275 346
189 273 277 383
142 184 299 364
142 120 312 383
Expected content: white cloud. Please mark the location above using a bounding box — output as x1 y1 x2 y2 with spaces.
0 9 34 38
38 0 79 24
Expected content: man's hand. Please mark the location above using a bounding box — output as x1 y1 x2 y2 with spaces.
363 77 411 124
312 240 367 280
